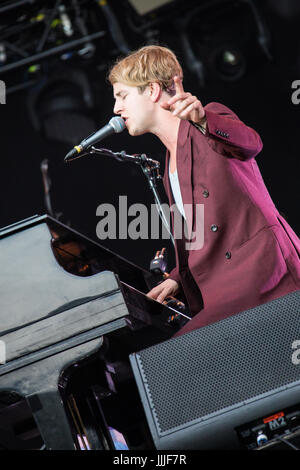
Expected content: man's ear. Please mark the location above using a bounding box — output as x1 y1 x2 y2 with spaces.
149 82 162 102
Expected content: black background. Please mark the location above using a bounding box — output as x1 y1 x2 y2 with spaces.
1 0 299 273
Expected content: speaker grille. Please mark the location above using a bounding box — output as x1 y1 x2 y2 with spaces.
133 291 300 434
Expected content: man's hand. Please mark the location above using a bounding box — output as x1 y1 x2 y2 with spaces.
160 76 206 125
147 278 179 304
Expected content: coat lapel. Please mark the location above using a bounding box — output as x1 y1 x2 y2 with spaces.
175 120 194 238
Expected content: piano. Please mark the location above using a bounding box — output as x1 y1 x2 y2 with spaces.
0 215 190 450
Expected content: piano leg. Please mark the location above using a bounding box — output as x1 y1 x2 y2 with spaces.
0 338 102 450
26 388 76 450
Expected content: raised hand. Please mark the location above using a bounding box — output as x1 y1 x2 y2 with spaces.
160 76 206 125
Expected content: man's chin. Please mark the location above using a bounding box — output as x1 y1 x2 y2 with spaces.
128 127 144 137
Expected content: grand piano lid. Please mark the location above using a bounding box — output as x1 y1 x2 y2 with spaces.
0 214 44 238
0 214 148 276
0 215 151 334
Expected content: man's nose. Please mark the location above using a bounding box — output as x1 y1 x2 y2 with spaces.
113 101 122 115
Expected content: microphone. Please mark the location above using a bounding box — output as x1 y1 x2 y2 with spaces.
64 116 125 161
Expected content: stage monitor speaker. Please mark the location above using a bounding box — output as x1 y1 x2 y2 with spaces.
129 290 300 449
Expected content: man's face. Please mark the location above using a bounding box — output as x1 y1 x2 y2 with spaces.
113 82 154 136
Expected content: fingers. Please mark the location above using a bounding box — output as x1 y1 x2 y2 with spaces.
160 76 185 111
176 101 203 120
157 288 170 303
147 285 168 303
166 92 191 108
160 93 190 111
171 95 197 116
174 75 184 95
161 92 204 123
169 96 204 122
146 285 160 299
146 279 179 303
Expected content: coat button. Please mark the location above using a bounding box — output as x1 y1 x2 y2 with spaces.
210 224 218 232
225 251 231 259
203 190 209 198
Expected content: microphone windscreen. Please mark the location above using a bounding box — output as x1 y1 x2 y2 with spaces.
109 116 126 133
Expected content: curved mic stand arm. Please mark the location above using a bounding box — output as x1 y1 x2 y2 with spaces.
90 147 175 247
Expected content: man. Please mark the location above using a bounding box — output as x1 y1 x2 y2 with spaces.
109 45 300 336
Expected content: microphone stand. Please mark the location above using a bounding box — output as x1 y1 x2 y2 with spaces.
89 146 175 247
64 146 192 319
40 159 54 217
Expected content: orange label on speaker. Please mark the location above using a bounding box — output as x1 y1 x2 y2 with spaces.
263 411 284 424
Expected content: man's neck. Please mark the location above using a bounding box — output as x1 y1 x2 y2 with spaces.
150 114 181 155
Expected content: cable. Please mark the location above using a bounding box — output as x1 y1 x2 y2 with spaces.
36 0 62 53
96 0 130 54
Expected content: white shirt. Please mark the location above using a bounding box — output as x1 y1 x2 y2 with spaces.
168 120 206 221
169 163 186 220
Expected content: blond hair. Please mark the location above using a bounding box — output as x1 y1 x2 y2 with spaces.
108 45 183 94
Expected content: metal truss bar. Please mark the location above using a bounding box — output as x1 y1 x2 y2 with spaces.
0 0 36 14
0 30 106 74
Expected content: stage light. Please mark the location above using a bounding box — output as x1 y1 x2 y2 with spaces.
176 0 271 86
213 46 246 81
27 67 97 146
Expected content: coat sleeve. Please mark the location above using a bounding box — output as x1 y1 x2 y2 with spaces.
167 266 182 285
203 102 263 161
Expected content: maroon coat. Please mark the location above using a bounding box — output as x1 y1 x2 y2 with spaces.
164 102 300 336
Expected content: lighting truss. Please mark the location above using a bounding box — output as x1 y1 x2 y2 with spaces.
0 0 107 77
